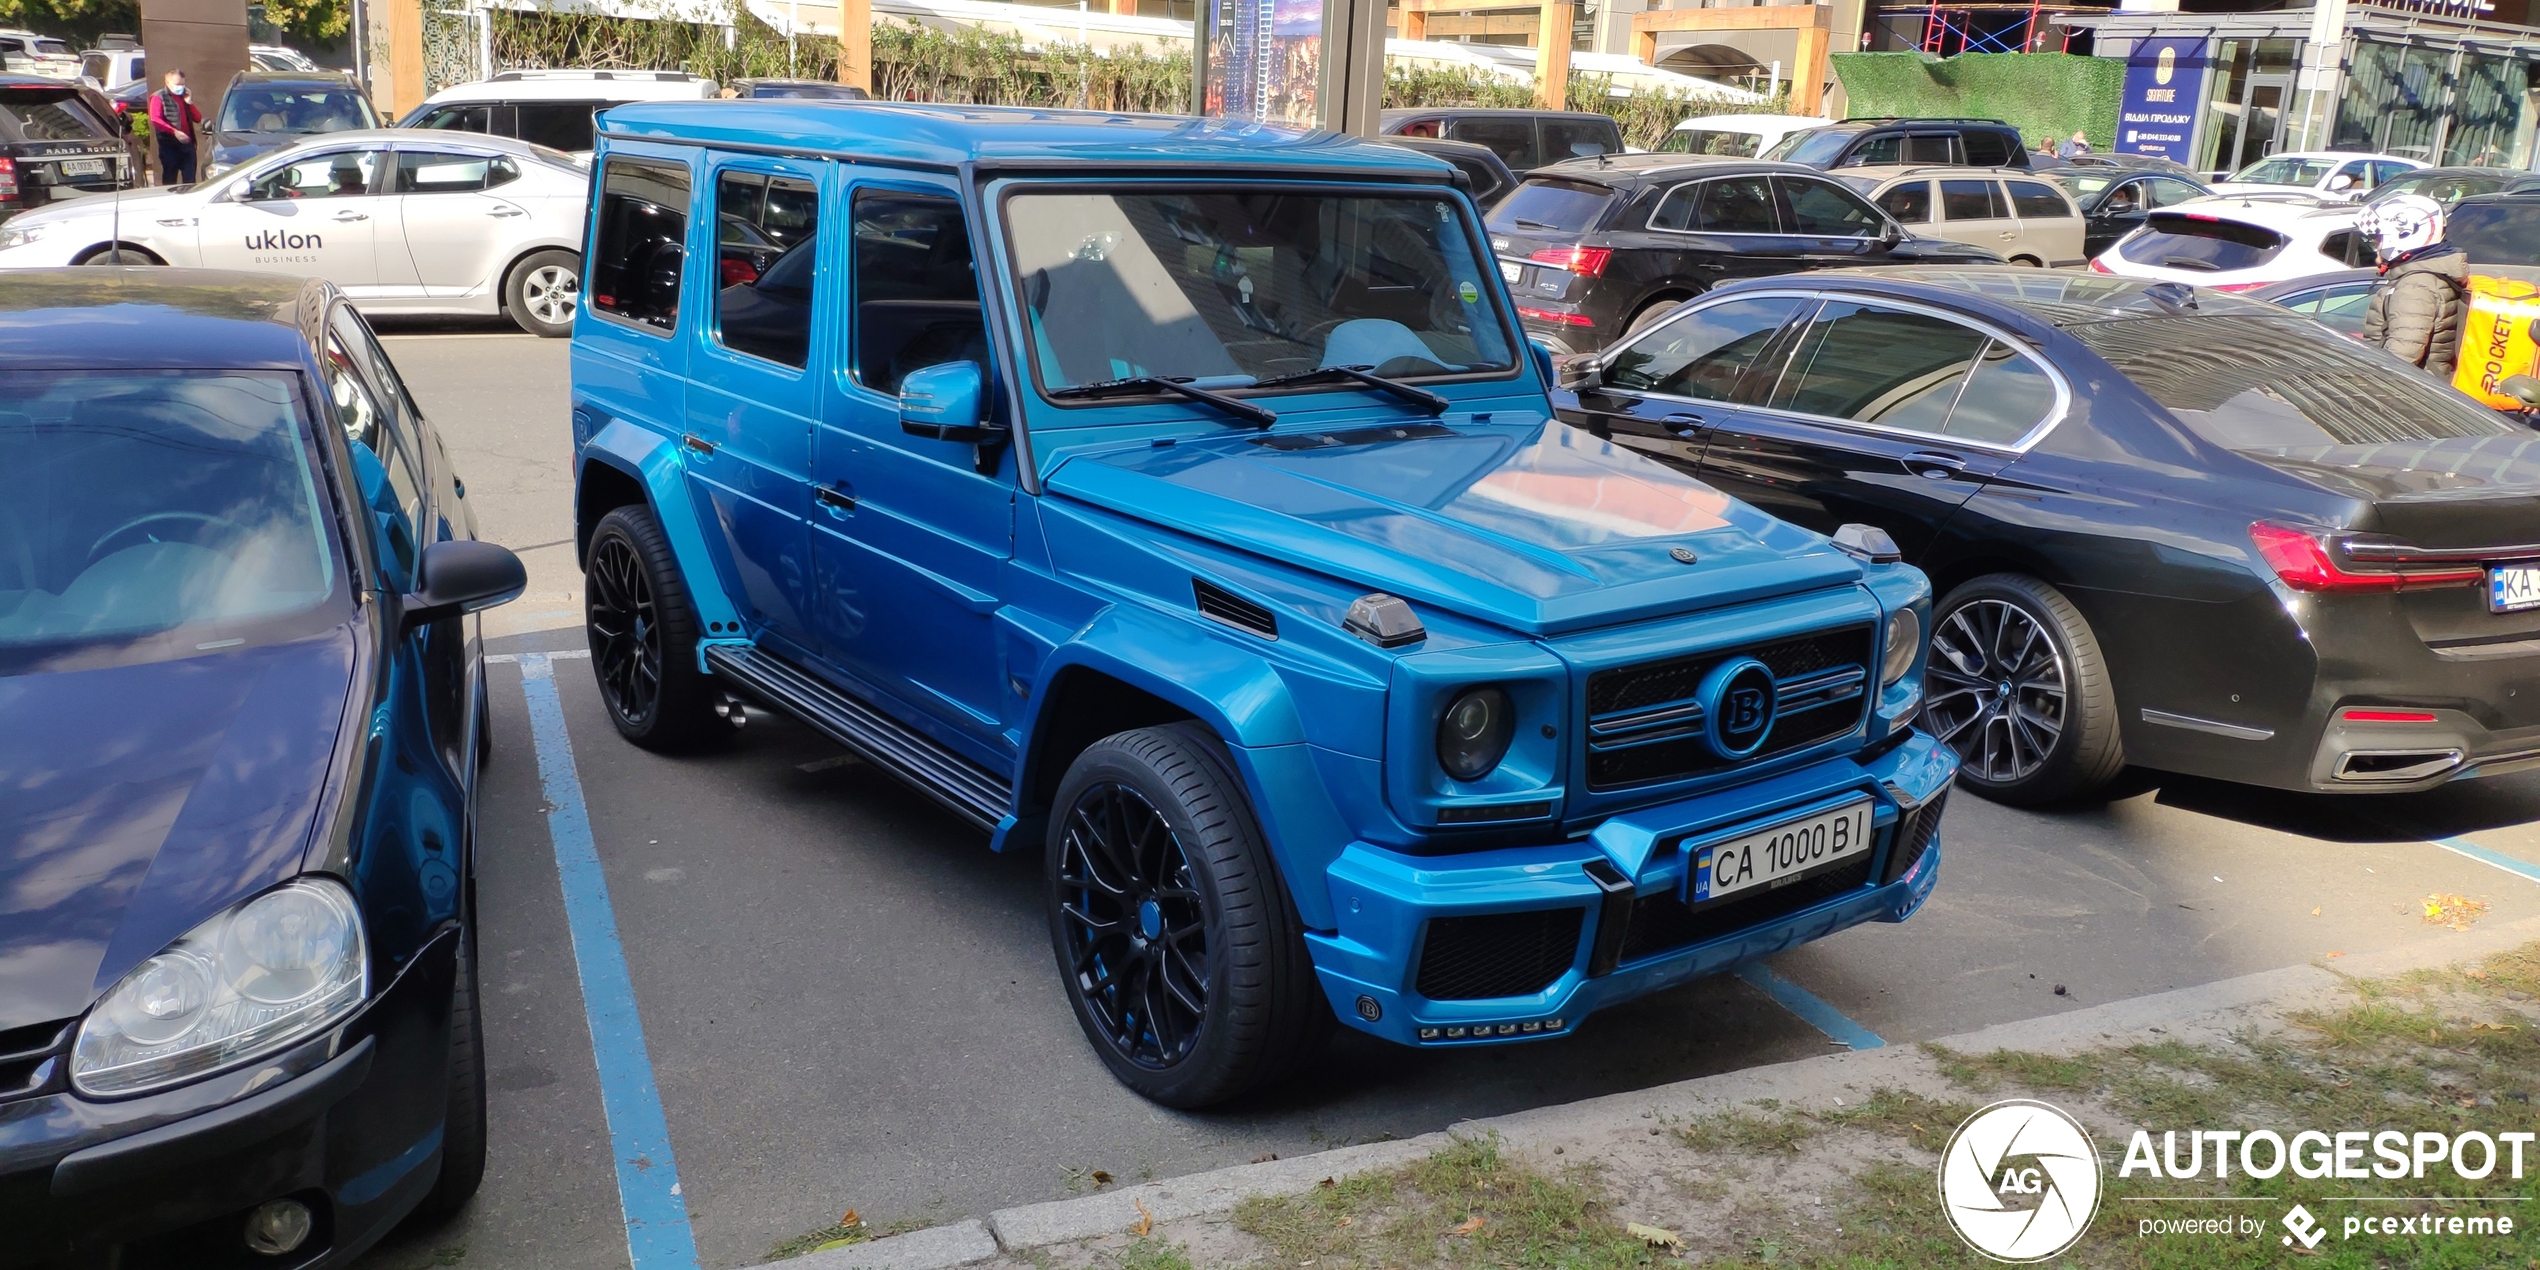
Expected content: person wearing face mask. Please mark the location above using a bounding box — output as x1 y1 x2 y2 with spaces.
148 69 203 185
2358 193 2468 378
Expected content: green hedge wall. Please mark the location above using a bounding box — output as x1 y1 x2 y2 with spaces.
1829 52 2122 152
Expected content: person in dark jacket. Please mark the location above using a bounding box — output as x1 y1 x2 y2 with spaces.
2358 192 2467 378
147 69 202 185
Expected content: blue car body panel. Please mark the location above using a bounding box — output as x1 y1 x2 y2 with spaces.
571 102 1957 1052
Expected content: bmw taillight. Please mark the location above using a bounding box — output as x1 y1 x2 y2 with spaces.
2248 522 2482 592
2088 257 2113 273
1527 246 1612 278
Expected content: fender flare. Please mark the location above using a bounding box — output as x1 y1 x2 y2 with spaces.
577 419 743 634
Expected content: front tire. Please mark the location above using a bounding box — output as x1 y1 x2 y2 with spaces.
507 250 580 338
584 505 720 751
1046 723 1328 1109
75 242 162 265
410 925 486 1220
1924 573 2123 806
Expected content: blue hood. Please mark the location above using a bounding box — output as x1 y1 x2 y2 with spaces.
0 629 355 1031
1045 417 1863 637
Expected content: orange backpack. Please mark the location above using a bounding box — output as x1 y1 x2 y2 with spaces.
2454 275 2540 409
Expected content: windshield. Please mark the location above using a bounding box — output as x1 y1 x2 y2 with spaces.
0 371 345 673
218 86 379 134
2228 156 2334 187
0 86 111 141
2069 316 2519 447
2055 172 2118 200
1006 187 1516 403
1762 128 1854 167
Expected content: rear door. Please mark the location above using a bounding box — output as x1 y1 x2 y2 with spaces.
1935 177 2020 257
1695 297 2057 561
2003 177 2085 266
1639 174 1814 284
387 147 526 297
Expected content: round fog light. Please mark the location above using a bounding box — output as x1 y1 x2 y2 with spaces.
244 1198 313 1256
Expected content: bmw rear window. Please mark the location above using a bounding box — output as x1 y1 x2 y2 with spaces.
2116 213 2287 273
2450 202 2540 267
1487 179 1617 232
2068 315 2518 446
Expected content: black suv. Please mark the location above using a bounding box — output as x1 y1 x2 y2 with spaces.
0 74 128 224
1485 154 2001 354
1378 107 1623 174
1764 117 2031 172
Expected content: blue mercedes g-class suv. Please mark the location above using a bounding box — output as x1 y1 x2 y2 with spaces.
569 101 1956 1107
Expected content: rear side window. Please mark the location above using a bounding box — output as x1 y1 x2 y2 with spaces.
1490 179 1615 232
1449 117 1536 170
714 170 819 368
590 157 690 332
0 87 112 141
1939 179 2003 221
395 151 513 194
517 100 603 151
1543 117 1618 162
2069 315 2518 446
1905 133 1958 164
2006 181 2071 219
2450 202 2540 267
2117 214 2287 272
2318 229 2363 265
1963 130 2016 167
1878 181 1933 223
1607 296 1806 401
1767 301 1990 434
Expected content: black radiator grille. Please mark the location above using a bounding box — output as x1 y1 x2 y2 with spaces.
1585 626 1874 790
0 1017 71 1106
1415 908 1586 1000
1616 855 1876 965
1881 789 1948 885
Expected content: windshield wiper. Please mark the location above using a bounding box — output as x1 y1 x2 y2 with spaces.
1047 376 1276 428
1248 364 1450 415
1510 217 1562 230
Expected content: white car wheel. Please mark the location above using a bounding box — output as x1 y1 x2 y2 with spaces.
508 251 581 338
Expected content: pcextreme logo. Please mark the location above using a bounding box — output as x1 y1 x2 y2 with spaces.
1938 1100 2104 1262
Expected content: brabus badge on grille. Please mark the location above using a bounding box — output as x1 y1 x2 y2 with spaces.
1699 657 1778 760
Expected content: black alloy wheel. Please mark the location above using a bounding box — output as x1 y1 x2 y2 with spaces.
584 505 718 750
1046 724 1330 1108
1057 781 1210 1070
1924 574 2123 806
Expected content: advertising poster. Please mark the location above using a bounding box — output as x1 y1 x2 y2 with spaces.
2117 36 2210 165
1205 0 1324 125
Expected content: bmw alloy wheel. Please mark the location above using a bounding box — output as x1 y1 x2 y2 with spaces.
1925 598 2068 784
522 265 579 327
587 534 661 728
1057 781 1209 1070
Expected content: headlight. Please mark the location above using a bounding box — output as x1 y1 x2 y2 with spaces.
1437 686 1515 782
202 162 231 180
1881 608 1922 688
72 878 367 1097
0 221 54 250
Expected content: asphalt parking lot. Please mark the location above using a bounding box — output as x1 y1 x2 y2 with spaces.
355 322 2540 1270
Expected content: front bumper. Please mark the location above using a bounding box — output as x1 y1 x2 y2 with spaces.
1306 731 1953 1046
0 927 460 1270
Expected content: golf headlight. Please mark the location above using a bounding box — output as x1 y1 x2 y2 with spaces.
0 221 54 250
202 162 231 180
1882 608 1922 688
1437 686 1515 782
72 878 367 1097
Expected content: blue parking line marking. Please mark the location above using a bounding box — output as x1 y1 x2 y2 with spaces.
2424 833 2540 887
517 653 701 1270
1736 962 1886 1051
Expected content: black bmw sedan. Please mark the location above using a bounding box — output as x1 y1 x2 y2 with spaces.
1553 268 2540 805
1486 155 2001 355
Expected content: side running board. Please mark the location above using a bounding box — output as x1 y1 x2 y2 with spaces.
702 646 1012 830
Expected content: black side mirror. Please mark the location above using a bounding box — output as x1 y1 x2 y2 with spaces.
1879 219 1904 248
2502 375 2540 410
402 539 526 629
1556 355 1603 391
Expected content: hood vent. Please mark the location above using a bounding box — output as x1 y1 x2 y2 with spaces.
1194 579 1278 639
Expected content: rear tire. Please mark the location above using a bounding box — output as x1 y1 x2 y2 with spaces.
75 242 162 265
1625 298 1684 336
1046 723 1328 1108
1924 574 2124 806
506 249 580 338
584 505 721 751
2009 255 2044 267
411 925 486 1220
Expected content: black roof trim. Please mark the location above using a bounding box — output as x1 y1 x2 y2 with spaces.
970 157 1454 183
594 127 961 173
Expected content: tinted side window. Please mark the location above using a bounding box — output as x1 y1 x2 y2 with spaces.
1878 181 1933 223
2319 228 2362 265
2070 315 2519 446
1904 133 1958 164
1938 179 2002 220
516 100 601 151
1542 118 1617 162
415 103 490 133
1780 177 1882 235
1946 341 2058 444
852 189 984 396
323 313 426 583
1449 117 1536 170
715 170 819 368
1606 296 1806 401
1695 176 1778 233
1963 130 2015 167
1846 134 1901 166
395 150 496 194
2449 203 2540 266
1394 118 1441 139
2006 181 2071 219
590 157 689 332
1767 302 1989 434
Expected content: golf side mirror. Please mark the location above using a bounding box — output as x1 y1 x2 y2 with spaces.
402 539 526 630
900 360 991 443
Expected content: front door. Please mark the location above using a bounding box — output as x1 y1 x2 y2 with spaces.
1695 298 2058 563
809 180 1014 754
193 146 392 293
388 147 528 298
1562 293 1811 472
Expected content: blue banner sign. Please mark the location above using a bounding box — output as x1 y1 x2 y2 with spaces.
2117 37 2210 166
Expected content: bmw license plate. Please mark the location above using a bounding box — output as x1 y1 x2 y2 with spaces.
1688 799 1873 904
1499 259 1522 283
2490 565 2540 613
57 158 105 177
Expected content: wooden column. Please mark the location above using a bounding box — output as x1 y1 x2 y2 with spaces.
1399 6 1425 40
387 0 424 117
1535 0 1573 109
1790 17 1829 115
839 0 872 92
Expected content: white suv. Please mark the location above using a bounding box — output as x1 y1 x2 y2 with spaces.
402 69 717 155
0 30 79 80
2207 151 2425 202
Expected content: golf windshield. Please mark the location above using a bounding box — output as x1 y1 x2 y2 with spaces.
2228 156 2334 187
1005 187 1517 402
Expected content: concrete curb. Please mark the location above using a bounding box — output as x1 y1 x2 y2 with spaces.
757 916 2540 1268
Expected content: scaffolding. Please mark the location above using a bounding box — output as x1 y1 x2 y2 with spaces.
1872 3 2103 57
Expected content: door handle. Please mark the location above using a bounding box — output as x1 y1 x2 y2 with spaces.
331 212 369 222
1661 412 1707 440
681 433 716 457
1907 450 1966 480
1696 260 1726 271
485 206 524 218
815 484 856 513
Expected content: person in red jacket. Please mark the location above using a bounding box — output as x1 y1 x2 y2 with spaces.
148 69 202 185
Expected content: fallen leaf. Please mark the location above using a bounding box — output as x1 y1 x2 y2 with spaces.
2474 1021 2518 1031
2468 970 2490 980
2312 907 2323 917
1091 1170 1113 1187
1453 1215 1486 1235
1336 1216 1353 1228
839 1209 861 1228
2424 894 2490 931
1627 1222 1684 1250
1131 1198 1153 1237
2461 1097 2479 1108
2326 951 2347 959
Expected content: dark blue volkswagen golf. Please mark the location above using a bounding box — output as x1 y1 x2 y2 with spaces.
0 271 524 1266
